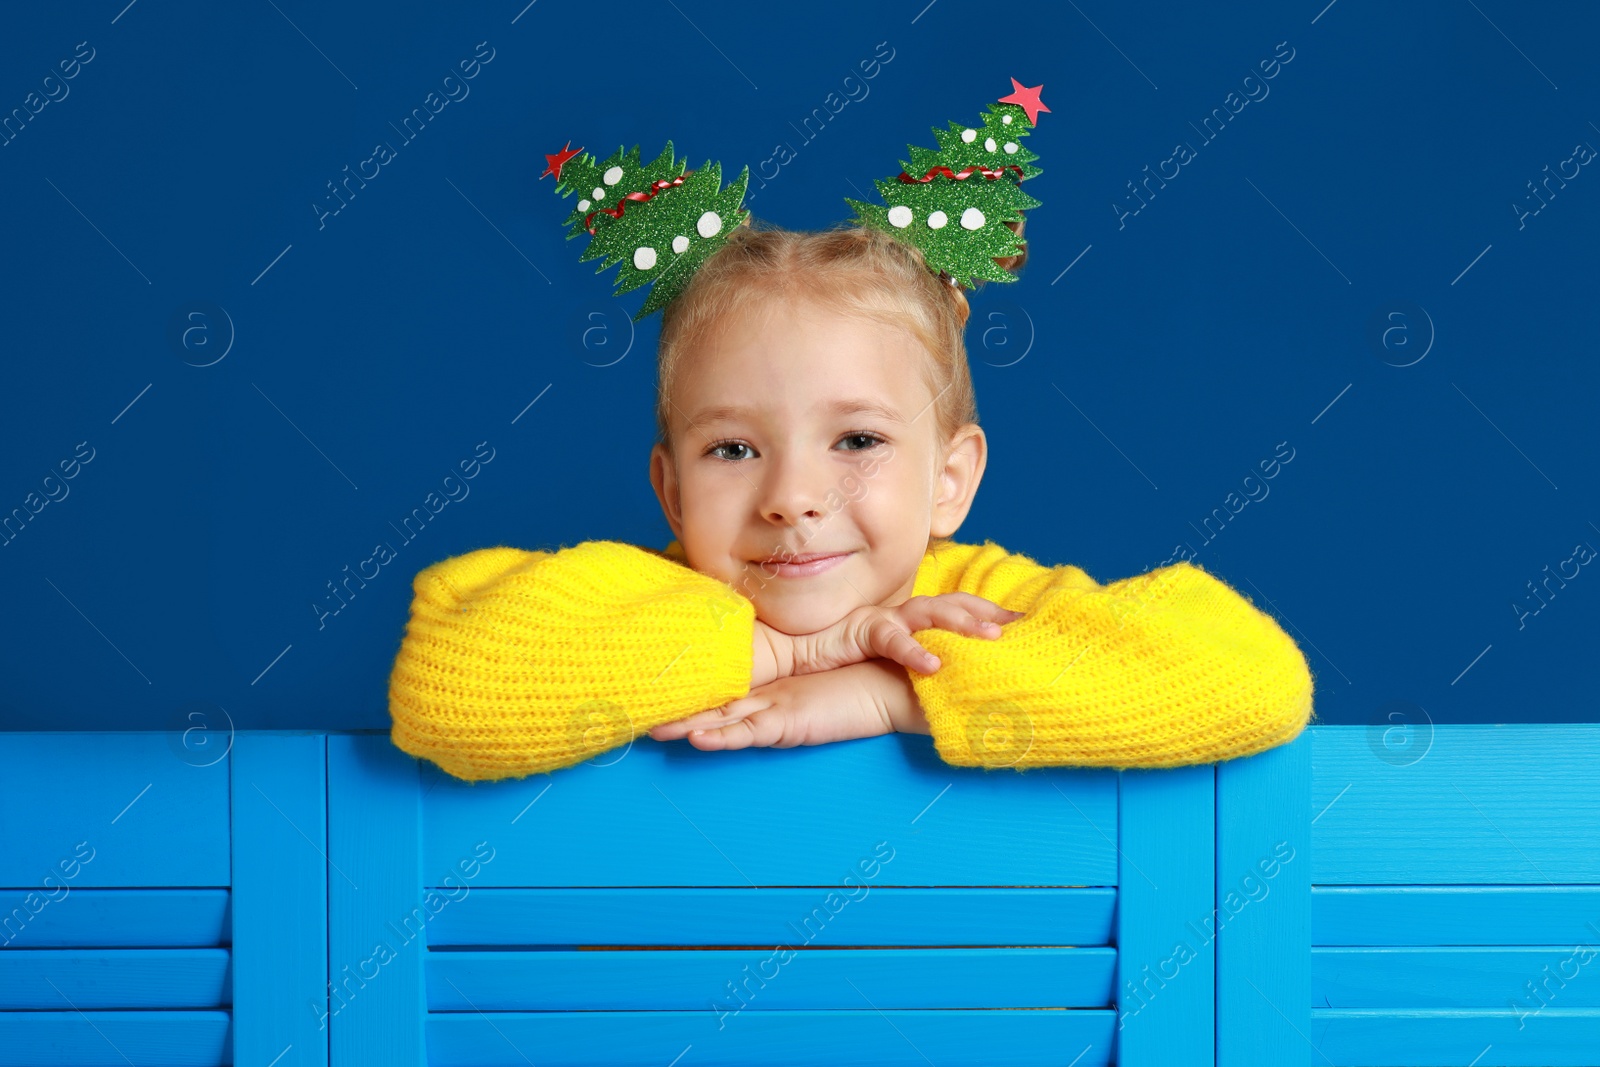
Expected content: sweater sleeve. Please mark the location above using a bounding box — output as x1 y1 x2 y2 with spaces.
905 541 1316 771
387 540 756 782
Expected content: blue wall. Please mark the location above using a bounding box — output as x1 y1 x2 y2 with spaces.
2 0 1594 732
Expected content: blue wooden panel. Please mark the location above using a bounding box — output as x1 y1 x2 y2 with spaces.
28 723 1600 1064
426 1009 1116 1067
0 948 227 1008
1306 724 1600 1065
232 733 327 1066
327 732 425 1064
0 732 230 887
428 886 1116 946
1314 885 1600 946
1310 1008 1600 1065
0 1011 231 1065
0 733 234 1062
1115 764 1215 1065
1217 732 1310 1065
416 737 1120 886
429 946 1115 1010
0 888 228 947
1314 946 1600 1008
1310 724 1600 883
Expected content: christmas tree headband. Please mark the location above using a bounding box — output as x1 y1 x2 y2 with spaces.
540 77 1049 322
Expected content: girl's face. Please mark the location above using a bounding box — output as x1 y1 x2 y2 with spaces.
650 295 986 636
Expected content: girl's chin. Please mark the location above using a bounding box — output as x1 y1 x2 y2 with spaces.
751 597 852 638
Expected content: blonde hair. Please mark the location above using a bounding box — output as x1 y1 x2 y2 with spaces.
654 216 1028 461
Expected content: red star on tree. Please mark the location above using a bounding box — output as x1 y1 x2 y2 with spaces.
997 79 1049 126
541 141 583 181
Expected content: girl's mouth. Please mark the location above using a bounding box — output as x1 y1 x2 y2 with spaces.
753 552 851 578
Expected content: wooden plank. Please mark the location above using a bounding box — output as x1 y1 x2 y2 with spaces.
426 1009 1116 1067
0 732 229 887
0 888 228 948
327 732 426 1063
1217 732 1311 1065
427 886 1115 947
1310 724 1600 883
0 1010 230 1065
1310 1007 1600 1065
1314 885 1600 945
418 737 1119 887
1315 946 1600 1008
0 948 227 1008
1116 763 1215 1065
232 732 327 1067
428 946 1115 1010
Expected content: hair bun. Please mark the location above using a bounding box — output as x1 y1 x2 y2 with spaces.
941 275 972 327
941 214 1026 326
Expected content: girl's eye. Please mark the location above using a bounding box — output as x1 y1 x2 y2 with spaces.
705 440 753 462
839 432 887 452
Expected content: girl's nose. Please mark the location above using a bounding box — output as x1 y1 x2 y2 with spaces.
758 455 831 526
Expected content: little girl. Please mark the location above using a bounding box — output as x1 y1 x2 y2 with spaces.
386 219 1316 782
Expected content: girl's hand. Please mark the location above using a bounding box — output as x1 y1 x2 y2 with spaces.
753 594 1024 687
649 660 902 751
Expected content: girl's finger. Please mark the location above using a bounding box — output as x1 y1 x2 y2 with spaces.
879 597 1025 671
936 599 1025 638
650 704 736 740
926 601 1001 639
866 620 943 674
921 593 1026 632
688 717 760 751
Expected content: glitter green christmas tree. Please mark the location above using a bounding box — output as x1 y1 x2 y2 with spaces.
845 78 1048 288
541 140 750 321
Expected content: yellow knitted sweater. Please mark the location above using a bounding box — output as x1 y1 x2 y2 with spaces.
387 539 1315 781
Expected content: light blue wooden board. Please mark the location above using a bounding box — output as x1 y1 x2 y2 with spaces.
1310 724 1600 883
1315 946 1600 1007
428 946 1115 1010
0 732 230 887
232 733 327 1066
327 733 426 1064
426 886 1116 946
416 735 1120 887
1314 885 1600 945
1310 1007 1600 1065
8 722 1590 1065
0 1010 231 1065
0 947 228 1008
1218 732 1311 1065
0 888 228 947
1115 763 1215 1065
425 1009 1117 1067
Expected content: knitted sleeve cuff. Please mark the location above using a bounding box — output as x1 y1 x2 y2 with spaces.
909 560 1314 771
388 541 755 781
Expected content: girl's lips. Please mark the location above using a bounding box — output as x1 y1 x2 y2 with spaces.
754 552 850 578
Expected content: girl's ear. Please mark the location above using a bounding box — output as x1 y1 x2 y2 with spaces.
649 441 685 539
930 423 988 539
